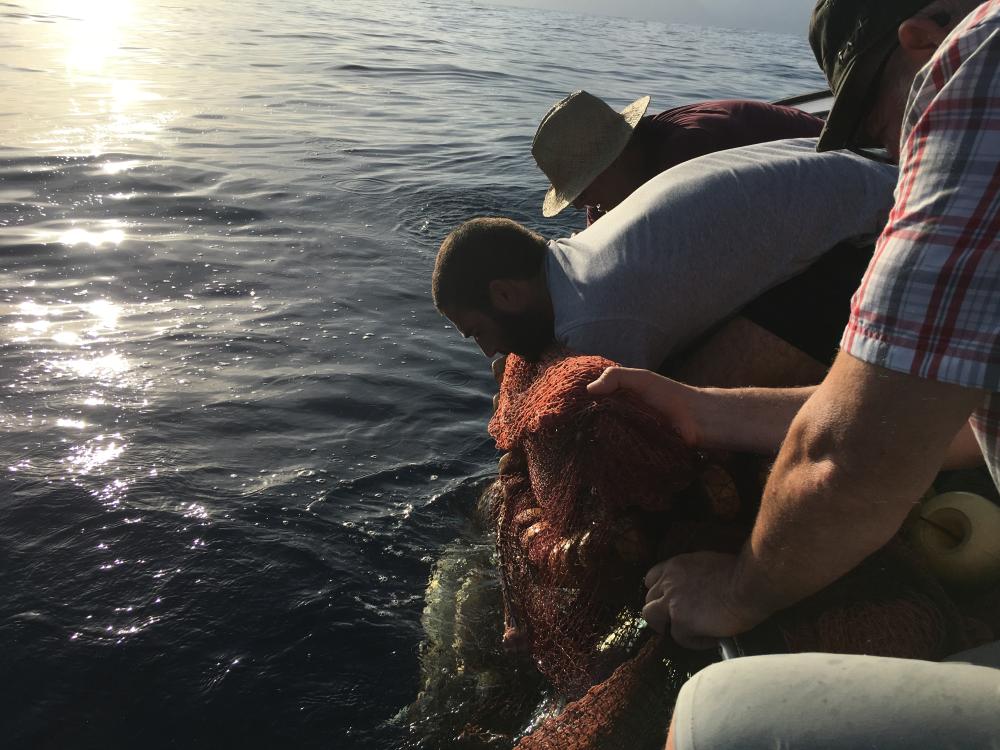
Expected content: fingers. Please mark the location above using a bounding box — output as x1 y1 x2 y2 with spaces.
587 368 701 446
644 588 715 647
643 561 673 634
641 596 670 634
669 624 717 651
492 357 506 415
644 558 671 588
586 366 646 396
492 355 506 385
586 366 620 395
642 591 718 651
643 555 742 647
643 587 726 648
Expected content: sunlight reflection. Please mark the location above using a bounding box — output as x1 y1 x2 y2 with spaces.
52 0 136 74
56 418 88 430
66 435 125 474
59 226 126 247
13 319 52 336
13 0 175 154
95 478 130 506
110 79 161 112
182 502 211 520
53 330 83 345
87 299 121 331
10 297 126 346
58 352 130 379
0 0 179 156
19 301 51 317
101 160 142 175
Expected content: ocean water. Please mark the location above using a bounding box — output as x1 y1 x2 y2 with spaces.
0 1 825 747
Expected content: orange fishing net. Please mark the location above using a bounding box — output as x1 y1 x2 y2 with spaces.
485 348 981 750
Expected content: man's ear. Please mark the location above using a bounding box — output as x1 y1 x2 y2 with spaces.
897 15 952 66
488 279 526 313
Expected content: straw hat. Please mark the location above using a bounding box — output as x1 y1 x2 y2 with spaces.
532 90 651 217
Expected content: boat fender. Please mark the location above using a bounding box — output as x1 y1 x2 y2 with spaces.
908 491 1000 590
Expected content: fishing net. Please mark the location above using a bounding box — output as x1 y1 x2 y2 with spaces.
485 347 985 750
404 536 550 747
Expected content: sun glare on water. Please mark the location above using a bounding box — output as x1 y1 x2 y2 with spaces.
46 0 137 73
10 1 174 153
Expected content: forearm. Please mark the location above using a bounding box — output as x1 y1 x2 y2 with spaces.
695 385 981 468
731 420 920 615
586 367 815 453
728 354 983 616
692 385 815 454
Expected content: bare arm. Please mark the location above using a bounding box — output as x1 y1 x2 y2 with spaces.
587 365 982 467
589 358 985 646
729 352 986 617
633 353 984 646
587 365 814 451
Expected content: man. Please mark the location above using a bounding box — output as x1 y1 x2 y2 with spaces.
533 91 824 225
434 138 896 376
588 1 1000 747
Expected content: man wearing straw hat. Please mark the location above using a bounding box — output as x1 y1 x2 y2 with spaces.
532 92 823 225
587 0 1000 747
530 92 878 381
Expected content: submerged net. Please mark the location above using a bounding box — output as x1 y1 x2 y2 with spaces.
485 347 987 750
404 536 549 748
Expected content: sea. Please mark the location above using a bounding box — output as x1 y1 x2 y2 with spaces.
0 1 826 747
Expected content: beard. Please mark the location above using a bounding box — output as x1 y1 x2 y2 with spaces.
490 307 554 362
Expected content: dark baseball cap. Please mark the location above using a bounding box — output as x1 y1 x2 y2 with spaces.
809 0 930 151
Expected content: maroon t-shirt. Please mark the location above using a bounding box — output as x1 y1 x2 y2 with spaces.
586 99 824 224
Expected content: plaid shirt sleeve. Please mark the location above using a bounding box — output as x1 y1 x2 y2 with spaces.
842 1 1000 392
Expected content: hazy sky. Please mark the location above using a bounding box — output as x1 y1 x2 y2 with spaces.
493 0 815 35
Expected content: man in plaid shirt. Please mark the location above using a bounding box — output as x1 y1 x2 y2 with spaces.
586 0 1000 747
841 0 1000 485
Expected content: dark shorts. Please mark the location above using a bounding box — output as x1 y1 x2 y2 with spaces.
741 241 875 364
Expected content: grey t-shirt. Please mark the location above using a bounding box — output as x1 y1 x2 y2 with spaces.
545 137 898 368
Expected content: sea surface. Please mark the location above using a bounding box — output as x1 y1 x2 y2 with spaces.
0 1 825 747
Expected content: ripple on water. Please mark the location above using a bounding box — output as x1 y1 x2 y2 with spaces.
434 368 473 387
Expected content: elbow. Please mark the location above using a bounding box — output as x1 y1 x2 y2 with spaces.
777 415 841 487
776 416 917 531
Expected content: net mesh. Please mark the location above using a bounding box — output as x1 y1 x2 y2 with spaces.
404 538 550 747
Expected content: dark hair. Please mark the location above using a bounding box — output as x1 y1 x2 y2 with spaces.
432 217 548 312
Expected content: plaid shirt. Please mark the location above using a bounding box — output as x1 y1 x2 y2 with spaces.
842 0 1000 484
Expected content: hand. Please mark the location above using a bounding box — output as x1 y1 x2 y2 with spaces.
642 552 768 649
587 367 702 445
492 355 506 385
